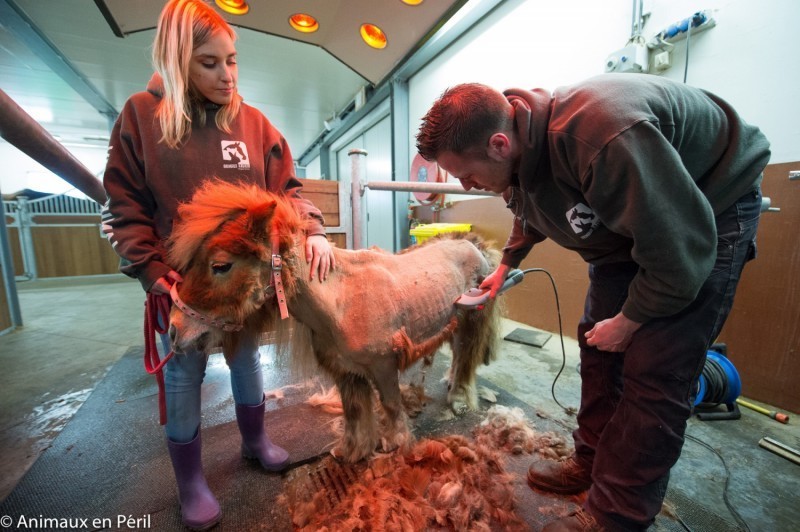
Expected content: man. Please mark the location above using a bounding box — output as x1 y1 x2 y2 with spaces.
416 74 769 531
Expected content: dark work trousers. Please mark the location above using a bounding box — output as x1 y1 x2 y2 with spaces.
575 187 762 531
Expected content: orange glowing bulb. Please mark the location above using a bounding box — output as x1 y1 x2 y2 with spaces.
215 0 249 16
360 23 387 49
289 13 319 33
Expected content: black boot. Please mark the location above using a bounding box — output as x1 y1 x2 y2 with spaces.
235 394 289 471
166 431 221 530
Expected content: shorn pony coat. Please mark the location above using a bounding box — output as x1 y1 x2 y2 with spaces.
167 180 502 462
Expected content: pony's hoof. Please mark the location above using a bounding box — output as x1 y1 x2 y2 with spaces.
379 440 397 453
330 447 345 461
450 400 469 415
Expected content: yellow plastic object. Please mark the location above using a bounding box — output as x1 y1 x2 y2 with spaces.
409 222 472 244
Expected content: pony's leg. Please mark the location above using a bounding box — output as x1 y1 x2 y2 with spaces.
448 329 479 413
368 356 412 453
334 372 378 463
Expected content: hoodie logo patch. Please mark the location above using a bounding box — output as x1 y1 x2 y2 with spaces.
221 140 250 170
566 203 600 239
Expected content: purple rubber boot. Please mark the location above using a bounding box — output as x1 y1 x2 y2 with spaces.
235 394 289 471
166 431 221 530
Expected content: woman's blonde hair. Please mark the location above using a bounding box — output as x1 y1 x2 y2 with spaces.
152 0 241 148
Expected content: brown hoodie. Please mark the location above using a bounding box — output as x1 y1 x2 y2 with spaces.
102 74 325 291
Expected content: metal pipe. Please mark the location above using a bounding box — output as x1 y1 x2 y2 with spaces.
349 149 368 249
364 181 499 197
0 88 107 205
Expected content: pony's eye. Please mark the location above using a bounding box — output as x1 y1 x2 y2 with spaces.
211 262 232 275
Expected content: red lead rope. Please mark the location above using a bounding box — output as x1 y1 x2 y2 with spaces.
144 291 174 425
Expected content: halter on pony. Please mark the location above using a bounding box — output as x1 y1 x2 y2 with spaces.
143 232 288 424
169 229 290 330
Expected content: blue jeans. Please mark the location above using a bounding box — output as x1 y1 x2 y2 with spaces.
159 328 265 442
574 187 761 530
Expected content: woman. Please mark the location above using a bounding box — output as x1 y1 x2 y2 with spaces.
102 1 335 528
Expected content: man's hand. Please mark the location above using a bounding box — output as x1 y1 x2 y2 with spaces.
479 264 512 298
585 312 642 352
305 234 336 282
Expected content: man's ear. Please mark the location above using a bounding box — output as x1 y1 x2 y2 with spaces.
486 133 511 161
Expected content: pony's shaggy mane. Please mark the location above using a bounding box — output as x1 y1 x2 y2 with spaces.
167 179 308 272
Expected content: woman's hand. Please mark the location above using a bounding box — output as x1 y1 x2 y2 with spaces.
148 270 182 295
149 276 172 295
305 234 336 281
585 312 642 352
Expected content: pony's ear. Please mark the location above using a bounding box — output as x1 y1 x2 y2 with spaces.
245 198 277 242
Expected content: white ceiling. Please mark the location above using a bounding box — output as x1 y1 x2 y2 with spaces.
0 0 466 160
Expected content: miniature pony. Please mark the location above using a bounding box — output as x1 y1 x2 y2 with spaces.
166 180 502 462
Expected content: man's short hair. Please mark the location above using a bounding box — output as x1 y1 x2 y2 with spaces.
416 83 512 161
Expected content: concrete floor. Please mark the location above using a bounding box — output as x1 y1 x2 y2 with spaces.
1 275 798 529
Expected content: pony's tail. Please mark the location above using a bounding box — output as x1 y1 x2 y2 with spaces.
447 233 504 410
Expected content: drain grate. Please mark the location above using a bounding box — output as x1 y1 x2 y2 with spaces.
285 455 365 511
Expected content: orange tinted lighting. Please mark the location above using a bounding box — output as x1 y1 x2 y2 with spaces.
401 0 424 5
360 23 387 49
215 0 249 15
289 13 319 33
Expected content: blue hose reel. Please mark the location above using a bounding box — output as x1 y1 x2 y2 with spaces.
693 346 742 421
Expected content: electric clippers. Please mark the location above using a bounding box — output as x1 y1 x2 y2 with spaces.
454 268 525 310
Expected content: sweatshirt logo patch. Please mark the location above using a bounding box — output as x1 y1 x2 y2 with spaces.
566 203 600 239
221 140 250 170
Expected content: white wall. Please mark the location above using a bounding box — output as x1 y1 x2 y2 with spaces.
407 0 799 206
408 0 631 202
644 0 799 164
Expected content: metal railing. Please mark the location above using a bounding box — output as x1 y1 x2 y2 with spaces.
348 149 497 250
3 192 102 280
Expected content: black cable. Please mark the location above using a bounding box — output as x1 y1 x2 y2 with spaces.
683 21 691 83
697 356 729 407
519 268 575 415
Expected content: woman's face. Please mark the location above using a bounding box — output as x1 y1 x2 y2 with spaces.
189 30 238 105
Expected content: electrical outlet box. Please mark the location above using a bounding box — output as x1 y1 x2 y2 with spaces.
654 50 671 71
604 43 649 74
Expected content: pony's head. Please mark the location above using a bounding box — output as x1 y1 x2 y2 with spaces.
165 179 304 354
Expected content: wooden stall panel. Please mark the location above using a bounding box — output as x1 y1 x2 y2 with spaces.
299 178 346 249
31 226 119 277
6 227 24 276
299 179 340 227
718 162 800 413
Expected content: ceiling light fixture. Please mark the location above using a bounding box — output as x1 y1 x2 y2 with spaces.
360 23 387 49
215 0 249 16
400 0 425 5
289 13 319 33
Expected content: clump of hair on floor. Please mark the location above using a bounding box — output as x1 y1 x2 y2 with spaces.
474 404 569 459
287 432 527 531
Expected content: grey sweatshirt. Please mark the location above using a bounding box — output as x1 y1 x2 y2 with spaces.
500 73 770 322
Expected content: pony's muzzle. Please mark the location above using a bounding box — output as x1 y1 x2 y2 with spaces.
169 308 213 354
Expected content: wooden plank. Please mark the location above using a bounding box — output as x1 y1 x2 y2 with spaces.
7 228 24 276
299 178 340 227
31 226 119 277
718 161 800 413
